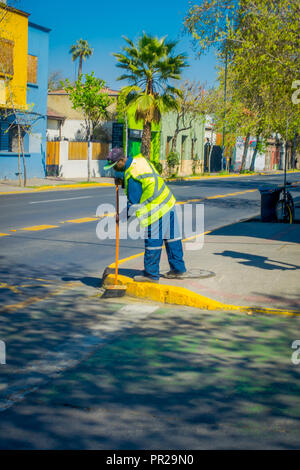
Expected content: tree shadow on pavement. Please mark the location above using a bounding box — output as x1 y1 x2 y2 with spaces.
210 221 300 244
62 269 143 289
0 306 300 450
214 250 300 271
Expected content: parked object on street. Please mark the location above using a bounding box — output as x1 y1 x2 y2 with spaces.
275 182 295 224
259 187 283 222
259 183 295 223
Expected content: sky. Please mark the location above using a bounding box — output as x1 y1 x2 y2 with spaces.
16 0 219 91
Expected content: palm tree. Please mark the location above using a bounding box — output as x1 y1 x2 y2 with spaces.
69 39 93 79
113 33 188 159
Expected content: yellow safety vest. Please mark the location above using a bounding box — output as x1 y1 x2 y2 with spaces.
124 154 176 227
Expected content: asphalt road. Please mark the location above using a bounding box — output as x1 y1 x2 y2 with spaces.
1 173 299 286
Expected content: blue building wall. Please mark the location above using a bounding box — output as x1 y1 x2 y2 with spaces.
0 21 50 180
25 22 50 179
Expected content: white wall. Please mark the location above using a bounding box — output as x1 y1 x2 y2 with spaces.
47 118 60 140
61 120 86 140
58 141 112 178
47 119 114 142
234 137 266 171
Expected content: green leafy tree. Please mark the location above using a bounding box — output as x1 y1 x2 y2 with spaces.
62 72 114 181
69 39 93 79
113 33 188 159
185 0 300 171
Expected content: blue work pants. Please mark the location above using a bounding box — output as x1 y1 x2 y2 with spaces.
144 208 186 280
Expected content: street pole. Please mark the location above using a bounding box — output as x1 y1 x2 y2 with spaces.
222 51 228 170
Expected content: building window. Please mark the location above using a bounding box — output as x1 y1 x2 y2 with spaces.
0 122 25 153
0 121 9 151
166 136 172 156
181 135 187 160
9 126 21 153
0 79 6 105
191 138 197 159
27 55 38 84
0 38 14 76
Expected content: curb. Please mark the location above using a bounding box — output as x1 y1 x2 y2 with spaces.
0 182 115 196
166 170 300 183
102 273 300 317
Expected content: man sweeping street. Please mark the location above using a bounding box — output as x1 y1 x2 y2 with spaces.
104 148 187 283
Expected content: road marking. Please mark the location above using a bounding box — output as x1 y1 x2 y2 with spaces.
65 217 99 224
0 282 21 294
206 189 257 199
2 188 258 235
0 282 79 313
0 233 10 237
29 196 93 204
21 224 59 231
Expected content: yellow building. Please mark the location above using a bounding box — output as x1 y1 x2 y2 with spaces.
0 1 29 109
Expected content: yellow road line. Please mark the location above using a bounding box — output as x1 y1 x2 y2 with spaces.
21 225 59 231
65 217 99 224
0 182 115 196
0 283 21 294
109 252 144 269
206 189 257 199
0 282 79 314
108 230 211 268
0 233 10 237
182 230 212 242
1 188 257 234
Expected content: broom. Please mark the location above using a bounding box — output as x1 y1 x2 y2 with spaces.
102 181 127 298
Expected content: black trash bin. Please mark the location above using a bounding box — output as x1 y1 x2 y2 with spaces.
259 187 282 222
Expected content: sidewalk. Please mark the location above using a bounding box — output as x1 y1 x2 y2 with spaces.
103 217 300 315
0 176 115 194
166 169 300 182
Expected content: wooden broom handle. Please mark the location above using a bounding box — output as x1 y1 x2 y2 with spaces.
114 184 120 286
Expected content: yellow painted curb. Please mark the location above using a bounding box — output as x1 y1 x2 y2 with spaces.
0 182 114 196
166 170 300 183
103 274 300 317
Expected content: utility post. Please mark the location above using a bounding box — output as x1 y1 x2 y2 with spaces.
222 50 228 171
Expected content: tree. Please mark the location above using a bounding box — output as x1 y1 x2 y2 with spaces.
116 87 129 155
184 0 239 55
62 72 114 181
185 0 300 171
69 39 93 79
170 80 207 153
113 33 188 159
48 70 64 91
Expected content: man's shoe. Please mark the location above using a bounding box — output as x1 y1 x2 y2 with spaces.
133 275 159 283
163 270 188 279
